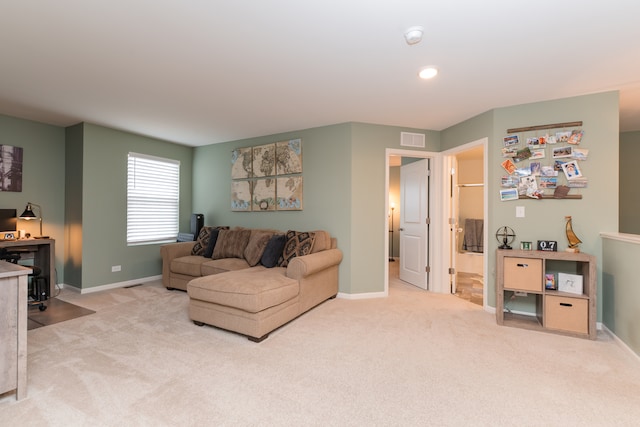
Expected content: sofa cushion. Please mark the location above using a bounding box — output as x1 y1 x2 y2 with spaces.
244 230 274 267
310 230 332 253
188 266 298 313
261 234 286 268
201 258 251 276
213 229 252 259
279 230 316 267
171 255 210 277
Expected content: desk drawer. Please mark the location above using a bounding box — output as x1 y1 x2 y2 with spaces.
504 257 542 292
544 295 588 335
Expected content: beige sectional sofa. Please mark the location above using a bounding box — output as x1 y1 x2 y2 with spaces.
160 227 342 342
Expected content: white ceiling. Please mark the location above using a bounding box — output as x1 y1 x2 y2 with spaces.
1 1 639 147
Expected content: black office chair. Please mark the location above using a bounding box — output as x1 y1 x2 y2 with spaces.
0 247 47 311
0 247 21 264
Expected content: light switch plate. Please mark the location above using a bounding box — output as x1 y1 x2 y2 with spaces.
516 206 525 218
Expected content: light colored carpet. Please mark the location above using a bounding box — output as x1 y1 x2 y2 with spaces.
1 273 639 426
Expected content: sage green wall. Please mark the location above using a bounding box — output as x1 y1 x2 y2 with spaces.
0 114 66 282
441 110 494 152
349 123 440 294
72 123 193 289
193 123 353 291
191 122 440 294
64 124 84 287
442 92 619 320
602 237 640 356
620 131 640 234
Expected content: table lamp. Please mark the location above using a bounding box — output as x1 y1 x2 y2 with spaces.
19 202 49 239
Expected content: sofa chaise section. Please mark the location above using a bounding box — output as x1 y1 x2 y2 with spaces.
160 228 342 341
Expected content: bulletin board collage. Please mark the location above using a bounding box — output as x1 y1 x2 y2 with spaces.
499 126 587 201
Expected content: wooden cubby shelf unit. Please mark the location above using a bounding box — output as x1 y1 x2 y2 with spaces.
496 249 596 340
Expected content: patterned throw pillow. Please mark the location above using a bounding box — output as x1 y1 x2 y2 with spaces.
278 230 316 267
191 226 229 256
191 227 213 256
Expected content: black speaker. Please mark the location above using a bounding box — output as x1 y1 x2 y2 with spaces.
190 213 204 238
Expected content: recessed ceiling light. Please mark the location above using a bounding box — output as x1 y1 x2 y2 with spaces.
419 67 438 79
404 26 424 45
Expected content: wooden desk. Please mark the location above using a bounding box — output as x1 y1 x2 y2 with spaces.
0 238 55 298
0 262 31 400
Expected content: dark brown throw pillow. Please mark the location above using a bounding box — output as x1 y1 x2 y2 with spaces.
244 231 274 266
191 227 213 256
278 230 316 267
212 229 252 260
203 229 220 258
261 234 286 268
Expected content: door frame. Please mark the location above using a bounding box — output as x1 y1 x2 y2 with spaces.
439 138 489 309
385 148 444 295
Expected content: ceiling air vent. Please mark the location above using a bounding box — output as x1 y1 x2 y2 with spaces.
401 132 425 148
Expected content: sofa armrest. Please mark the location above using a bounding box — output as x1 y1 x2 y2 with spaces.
286 248 343 280
160 241 196 287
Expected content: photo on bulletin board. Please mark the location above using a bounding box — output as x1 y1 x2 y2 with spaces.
503 135 519 146
553 146 573 158
567 130 584 145
561 160 583 180
500 188 518 201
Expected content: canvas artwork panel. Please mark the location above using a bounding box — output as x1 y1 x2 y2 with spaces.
252 178 276 211
252 144 276 177
231 180 252 211
276 176 303 210
231 147 252 179
276 139 302 175
0 145 23 192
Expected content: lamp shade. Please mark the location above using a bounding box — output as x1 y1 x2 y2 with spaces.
19 202 47 238
20 203 37 219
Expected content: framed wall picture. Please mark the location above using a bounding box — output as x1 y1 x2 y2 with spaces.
0 145 23 192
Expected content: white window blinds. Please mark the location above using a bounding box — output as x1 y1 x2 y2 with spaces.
127 152 180 245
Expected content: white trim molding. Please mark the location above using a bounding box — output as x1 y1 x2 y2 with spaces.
62 275 162 294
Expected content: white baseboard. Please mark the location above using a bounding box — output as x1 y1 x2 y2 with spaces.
337 290 387 299
61 275 162 294
601 324 640 362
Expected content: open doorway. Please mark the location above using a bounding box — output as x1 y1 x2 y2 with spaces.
385 148 444 295
443 139 488 308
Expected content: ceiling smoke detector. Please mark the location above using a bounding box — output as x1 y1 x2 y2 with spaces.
404 26 424 45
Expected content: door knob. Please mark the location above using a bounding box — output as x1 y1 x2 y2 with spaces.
399 228 404 231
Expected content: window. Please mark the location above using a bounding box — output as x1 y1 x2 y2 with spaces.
127 152 180 245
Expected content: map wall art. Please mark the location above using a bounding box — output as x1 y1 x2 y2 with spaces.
231 138 303 211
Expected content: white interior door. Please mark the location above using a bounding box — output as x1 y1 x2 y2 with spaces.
399 159 429 289
449 158 459 294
